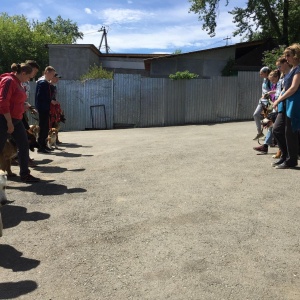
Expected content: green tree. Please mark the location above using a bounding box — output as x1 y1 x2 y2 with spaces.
0 13 83 74
262 45 286 70
188 0 300 45
32 15 83 44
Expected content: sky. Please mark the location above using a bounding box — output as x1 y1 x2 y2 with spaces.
1 0 247 54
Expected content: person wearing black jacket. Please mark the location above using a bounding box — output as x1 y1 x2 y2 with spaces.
35 66 56 153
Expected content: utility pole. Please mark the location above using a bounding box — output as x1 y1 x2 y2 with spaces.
98 26 109 54
223 36 231 46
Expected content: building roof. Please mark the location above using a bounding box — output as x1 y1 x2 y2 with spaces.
47 44 169 59
143 38 278 71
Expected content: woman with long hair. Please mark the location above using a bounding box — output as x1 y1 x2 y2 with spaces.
273 43 300 169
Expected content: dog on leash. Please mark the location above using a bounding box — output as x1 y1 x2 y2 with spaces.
28 125 40 140
0 132 40 176
272 149 281 159
260 112 282 158
0 138 18 176
0 172 8 237
46 128 59 149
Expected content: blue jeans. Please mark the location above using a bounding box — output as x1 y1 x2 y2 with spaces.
0 115 30 177
264 127 273 146
253 102 263 134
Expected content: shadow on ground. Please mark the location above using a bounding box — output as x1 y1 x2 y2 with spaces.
0 280 38 299
1 204 50 229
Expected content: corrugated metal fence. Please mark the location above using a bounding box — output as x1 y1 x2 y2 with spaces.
28 72 261 131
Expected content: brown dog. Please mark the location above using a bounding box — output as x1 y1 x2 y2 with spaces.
0 132 40 177
272 149 281 159
46 128 58 149
29 125 40 139
0 138 18 176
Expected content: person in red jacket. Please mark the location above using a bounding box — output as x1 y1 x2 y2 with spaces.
0 63 40 183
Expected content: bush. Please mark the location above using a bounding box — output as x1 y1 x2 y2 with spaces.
169 70 199 80
80 64 113 81
262 45 286 70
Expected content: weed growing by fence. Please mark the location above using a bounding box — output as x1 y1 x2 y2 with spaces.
169 70 199 80
80 64 113 81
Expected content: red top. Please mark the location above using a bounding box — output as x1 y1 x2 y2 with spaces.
0 72 26 119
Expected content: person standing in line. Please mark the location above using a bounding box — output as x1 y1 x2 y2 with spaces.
22 60 40 130
35 66 56 153
10 60 40 167
49 73 64 143
273 43 300 169
253 69 282 154
253 66 271 140
0 63 40 182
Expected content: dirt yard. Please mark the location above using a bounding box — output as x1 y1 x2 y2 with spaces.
1 121 300 300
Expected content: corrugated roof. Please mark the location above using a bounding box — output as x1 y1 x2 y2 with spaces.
143 39 276 62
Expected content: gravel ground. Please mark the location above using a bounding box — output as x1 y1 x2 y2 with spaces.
1 121 300 300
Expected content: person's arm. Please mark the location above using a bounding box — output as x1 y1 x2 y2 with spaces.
3 112 14 133
0 78 14 133
273 73 300 109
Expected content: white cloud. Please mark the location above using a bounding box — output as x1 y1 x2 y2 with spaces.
85 8 92 15
100 8 152 25
77 2 240 53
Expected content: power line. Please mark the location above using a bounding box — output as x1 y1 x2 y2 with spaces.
84 31 100 35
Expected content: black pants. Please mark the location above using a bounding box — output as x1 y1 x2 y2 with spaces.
0 115 30 177
273 112 299 166
38 111 50 149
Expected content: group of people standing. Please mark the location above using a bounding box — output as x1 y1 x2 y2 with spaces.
253 43 300 169
0 61 62 183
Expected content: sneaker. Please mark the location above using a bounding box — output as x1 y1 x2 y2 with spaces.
253 132 264 140
275 162 297 169
21 174 40 183
253 145 268 154
37 148 51 154
271 158 286 167
45 146 54 151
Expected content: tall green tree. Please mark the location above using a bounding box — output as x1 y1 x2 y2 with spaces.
188 0 300 45
0 13 83 74
32 15 83 44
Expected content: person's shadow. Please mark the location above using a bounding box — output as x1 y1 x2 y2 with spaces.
0 280 38 299
0 244 40 272
1 204 50 229
6 181 87 196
